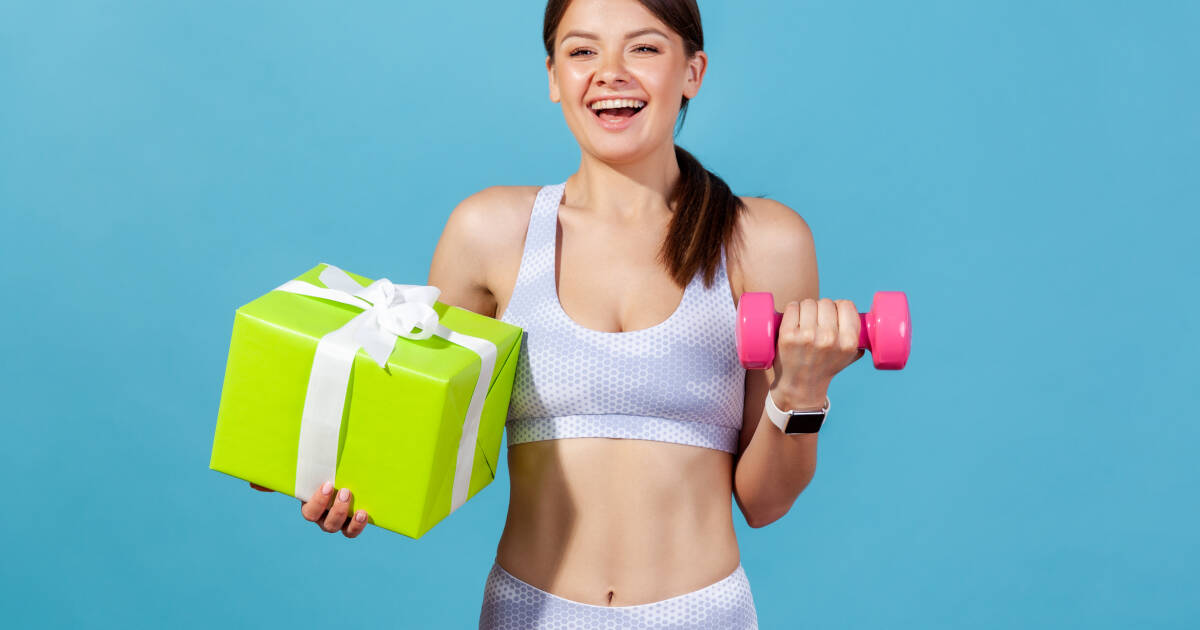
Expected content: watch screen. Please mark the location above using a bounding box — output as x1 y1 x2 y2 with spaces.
785 414 822 434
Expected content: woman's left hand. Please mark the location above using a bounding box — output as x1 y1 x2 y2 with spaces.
769 298 865 408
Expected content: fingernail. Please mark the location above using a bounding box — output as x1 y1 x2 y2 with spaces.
321 481 334 495
338 487 350 502
355 510 367 523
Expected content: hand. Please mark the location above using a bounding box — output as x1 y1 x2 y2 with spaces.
770 298 865 408
248 480 370 538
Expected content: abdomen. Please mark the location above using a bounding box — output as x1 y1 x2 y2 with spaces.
495 438 742 606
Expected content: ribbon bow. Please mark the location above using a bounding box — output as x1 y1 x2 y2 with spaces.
278 266 444 367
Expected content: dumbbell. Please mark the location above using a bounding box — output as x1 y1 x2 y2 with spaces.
736 291 911 370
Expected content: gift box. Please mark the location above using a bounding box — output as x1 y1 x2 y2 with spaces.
210 263 523 538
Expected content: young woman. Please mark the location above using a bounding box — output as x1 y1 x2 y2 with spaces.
265 0 864 627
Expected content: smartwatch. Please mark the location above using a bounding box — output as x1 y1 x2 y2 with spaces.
765 392 830 434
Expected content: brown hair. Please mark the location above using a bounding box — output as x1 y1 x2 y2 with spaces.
543 0 746 289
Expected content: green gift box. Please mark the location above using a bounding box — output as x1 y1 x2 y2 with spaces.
210 263 523 538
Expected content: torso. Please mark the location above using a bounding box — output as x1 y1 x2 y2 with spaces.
480 184 757 606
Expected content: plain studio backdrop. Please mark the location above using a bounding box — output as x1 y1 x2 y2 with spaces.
2 1 1196 628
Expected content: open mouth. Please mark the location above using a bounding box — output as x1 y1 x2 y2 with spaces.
589 98 647 125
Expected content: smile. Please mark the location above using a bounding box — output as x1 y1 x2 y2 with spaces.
588 98 647 131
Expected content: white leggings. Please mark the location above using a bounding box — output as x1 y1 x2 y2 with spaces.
478 561 759 629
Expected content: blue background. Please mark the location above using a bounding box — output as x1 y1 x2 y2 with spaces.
2 0 1196 627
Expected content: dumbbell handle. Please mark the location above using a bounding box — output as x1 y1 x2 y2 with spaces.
771 312 873 350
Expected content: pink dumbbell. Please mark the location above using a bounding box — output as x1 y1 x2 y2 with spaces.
736 291 911 370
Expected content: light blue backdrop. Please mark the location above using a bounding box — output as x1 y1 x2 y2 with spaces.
2 1 1196 628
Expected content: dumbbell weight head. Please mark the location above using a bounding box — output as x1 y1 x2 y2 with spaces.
736 291 911 370
735 292 781 370
865 291 911 370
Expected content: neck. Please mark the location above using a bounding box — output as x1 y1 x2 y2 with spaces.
565 141 681 221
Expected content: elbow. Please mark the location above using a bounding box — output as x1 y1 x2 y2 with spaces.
743 501 793 529
734 463 816 529
738 475 815 528
745 513 777 529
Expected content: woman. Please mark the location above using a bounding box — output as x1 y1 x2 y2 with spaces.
261 0 864 627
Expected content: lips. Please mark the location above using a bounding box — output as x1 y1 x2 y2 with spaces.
589 104 645 131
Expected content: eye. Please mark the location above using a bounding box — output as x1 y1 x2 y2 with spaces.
633 45 659 53
569 48 594 57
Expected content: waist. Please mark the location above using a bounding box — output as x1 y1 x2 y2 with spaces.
495 438 740 606
508 413 741 453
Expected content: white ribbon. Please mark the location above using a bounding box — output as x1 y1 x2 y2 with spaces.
273 264 496 513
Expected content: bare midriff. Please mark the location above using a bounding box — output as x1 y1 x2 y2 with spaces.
494 437 740 607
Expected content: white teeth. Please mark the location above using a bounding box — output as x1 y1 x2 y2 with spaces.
589 98 647 111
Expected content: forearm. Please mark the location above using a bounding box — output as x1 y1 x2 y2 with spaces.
733 385 827 528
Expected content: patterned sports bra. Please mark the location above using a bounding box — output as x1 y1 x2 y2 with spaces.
499 183 747 453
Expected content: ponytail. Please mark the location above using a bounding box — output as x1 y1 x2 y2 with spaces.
661 145 747 289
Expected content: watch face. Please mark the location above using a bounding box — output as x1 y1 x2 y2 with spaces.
785 413 823 434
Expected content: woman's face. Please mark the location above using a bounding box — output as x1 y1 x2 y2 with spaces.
548 0 707 165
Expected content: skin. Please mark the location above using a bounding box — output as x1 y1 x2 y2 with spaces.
253 0 863 606
249 480 368 537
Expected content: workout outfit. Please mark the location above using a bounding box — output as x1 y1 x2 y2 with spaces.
478 183 758 629
479 562 757 629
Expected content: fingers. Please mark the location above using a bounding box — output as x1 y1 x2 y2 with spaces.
834 299 860 353
779 299 800 330
796 298 856 353
249 483 275 493
342 509 369 539
814 299 837 349
322 487 353 533
301 480 336 523
298 481 368 537
779 298 862 371
780 299 817 340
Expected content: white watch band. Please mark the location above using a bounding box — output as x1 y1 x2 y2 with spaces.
765 391 831 433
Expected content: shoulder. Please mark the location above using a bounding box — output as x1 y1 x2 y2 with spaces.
438 185 541 264
443 185 541 243
453 184 541 215
735 196 814 251
429 185 542 313
732 196 818 298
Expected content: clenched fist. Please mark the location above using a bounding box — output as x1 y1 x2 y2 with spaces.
769 298 865 409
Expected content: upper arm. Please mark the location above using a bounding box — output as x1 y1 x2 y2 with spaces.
734 198 820 456
427 187 508 317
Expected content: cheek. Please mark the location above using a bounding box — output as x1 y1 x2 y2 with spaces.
559 67 591 96
636 64 685 106
646 81 681 118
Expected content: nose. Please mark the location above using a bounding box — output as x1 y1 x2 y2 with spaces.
595 55 631 87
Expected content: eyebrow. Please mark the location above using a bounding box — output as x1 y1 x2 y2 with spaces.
560 27 671 43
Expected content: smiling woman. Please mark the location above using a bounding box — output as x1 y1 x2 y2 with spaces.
420 0 838 628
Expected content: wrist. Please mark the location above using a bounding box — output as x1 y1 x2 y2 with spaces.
764 388 831 435
768 383 828 412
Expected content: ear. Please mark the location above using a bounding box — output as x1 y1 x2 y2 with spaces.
682 50 708 100
547 55 560 104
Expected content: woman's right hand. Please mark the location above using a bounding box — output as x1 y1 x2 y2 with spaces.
249 480 369 538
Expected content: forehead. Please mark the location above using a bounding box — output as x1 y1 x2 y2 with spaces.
557 0 677 43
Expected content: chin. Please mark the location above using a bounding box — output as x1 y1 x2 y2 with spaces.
588 145 648 165
580 131 670 165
